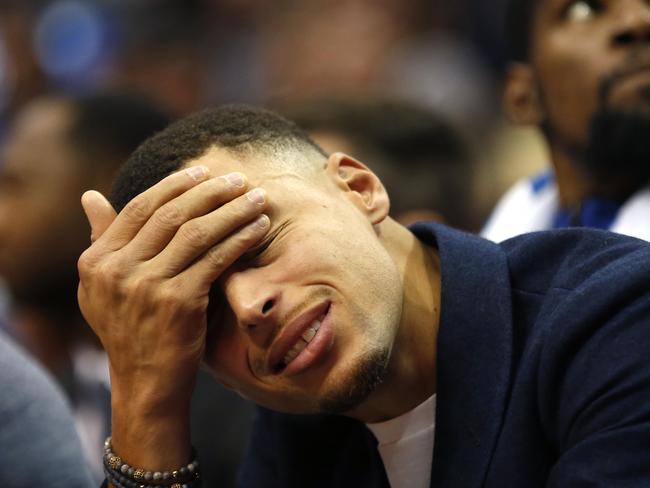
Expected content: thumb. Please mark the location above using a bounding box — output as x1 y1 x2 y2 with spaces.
81 190 117 243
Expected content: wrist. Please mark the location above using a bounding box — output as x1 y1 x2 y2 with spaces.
110 391 193 471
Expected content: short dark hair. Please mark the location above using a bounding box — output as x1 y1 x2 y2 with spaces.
67 93 170 171
505 0 540 62
110 104 326 212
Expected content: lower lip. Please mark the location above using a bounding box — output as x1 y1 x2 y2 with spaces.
281 304 334 377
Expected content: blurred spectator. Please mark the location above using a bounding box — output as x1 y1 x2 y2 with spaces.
483 0 650 241
0 92 169 481
260 0 415 101
113 1 209 116
378 32 498 135
0 328 94 487
284 96 478 230
0 2 48 122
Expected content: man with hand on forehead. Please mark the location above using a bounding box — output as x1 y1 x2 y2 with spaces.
80 105 650 488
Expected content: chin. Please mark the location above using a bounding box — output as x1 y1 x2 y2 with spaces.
583 106 650 188
316 346 390 415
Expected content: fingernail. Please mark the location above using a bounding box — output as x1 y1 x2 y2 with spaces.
222 172 245 187
186 166 208 181
246 188 266 205
253 214 270 230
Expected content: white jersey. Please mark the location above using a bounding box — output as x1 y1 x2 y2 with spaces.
482 170 650 243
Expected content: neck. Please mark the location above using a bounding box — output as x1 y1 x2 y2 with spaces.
349 219 441 423
550 140 640 205
549 143 594 208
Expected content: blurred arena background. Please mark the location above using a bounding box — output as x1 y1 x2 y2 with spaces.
0 0 547 232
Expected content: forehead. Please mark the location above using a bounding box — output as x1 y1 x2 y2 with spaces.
2 100 78 177
9 99 73 144
182 147 341 235
182 145 325 192
183 146 275 183
533 0 603 25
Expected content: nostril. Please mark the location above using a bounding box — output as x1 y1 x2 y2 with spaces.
262 299 274 314
247 323 256 332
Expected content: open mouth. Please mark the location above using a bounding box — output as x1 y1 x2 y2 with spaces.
280 312 325 367
271 302 332 375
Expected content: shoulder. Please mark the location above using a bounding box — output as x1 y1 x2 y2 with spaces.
504 231 650 451
501 228 650 294
488 231 650 483
0 333 94 487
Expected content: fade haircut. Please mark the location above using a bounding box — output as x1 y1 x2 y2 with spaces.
110 104 327 212
505 0 541 62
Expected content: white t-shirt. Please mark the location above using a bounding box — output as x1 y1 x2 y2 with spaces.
366 395 437 488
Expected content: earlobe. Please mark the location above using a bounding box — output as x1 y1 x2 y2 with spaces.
326 152 390 224
503 62 544 126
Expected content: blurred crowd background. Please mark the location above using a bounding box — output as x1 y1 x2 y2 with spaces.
0 0 549 486
0 0 548 230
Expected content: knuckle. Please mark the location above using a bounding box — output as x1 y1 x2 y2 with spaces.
153 202 184 229
77 248 98 276
123 195 151 221
178 221 208 245
121 274 154 300
156 283 183 307
204 246 230 270
155 281 202 316
97 258 127 284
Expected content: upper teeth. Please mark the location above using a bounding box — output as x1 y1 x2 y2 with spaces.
283 318 322 366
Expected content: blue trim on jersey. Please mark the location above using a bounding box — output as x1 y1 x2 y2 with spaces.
553 197 621 230
530 171 554 194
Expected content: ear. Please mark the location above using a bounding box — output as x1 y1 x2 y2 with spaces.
503 62 545 126
326 152 390 225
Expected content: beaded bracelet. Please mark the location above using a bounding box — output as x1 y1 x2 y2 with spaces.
103 458 201 488
103 436 201 487
104 470 200 488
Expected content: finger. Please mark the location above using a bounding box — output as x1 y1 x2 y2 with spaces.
125 172 250 260
81 190 117 243
146 188 268 275
97 165 213 251
178 213 270 290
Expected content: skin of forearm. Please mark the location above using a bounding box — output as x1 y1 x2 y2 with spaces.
110 392 193 471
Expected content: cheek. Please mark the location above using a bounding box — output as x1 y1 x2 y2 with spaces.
533 28 609 141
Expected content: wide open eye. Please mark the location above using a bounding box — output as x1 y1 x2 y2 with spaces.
565 0 602 22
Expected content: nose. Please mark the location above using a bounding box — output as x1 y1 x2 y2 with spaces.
612 0 650 46
223 269 281 348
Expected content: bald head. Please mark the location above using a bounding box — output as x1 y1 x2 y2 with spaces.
110 104 327 212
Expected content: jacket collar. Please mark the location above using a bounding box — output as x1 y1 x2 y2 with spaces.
410 223 514 488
